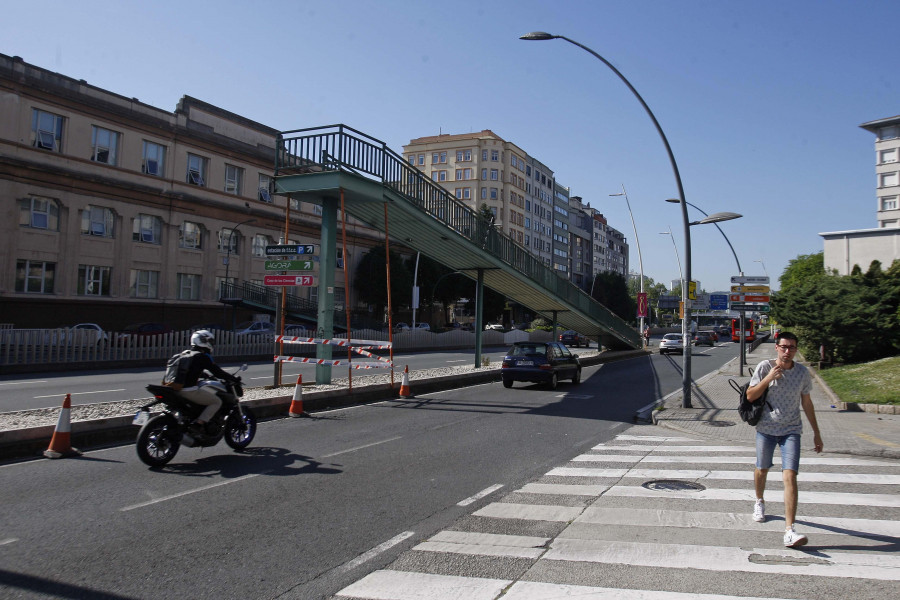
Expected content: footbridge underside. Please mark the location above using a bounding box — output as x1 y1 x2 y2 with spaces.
274 125 640 350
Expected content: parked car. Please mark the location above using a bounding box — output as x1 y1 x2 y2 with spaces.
189 323 226 332
559 330 589 347
283 324 311 337
693 331 715 346
412 322 431 331
393 322 410 332
63 323 108 346
117 322 172 341
707 330 719 342
232 321 276 336
659 333 685 355
501 341 582 390
485 323 504 331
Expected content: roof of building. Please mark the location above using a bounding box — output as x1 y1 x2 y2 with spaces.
407 129 506 145
859 115 900 132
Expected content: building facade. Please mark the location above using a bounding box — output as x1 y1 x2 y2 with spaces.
1 54 381 329
820 115 900 275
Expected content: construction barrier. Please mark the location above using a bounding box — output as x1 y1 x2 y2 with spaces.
399 365 413 399
288 375 306 417
44 394 81 459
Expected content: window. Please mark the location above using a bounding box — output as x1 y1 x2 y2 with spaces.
456 150 472 162
439 151 447 163
258 174 273 202
252 234 269 257
77 265 111 296
882 196 899 211
142 141 166 175
130 270 159 298
880 172 899 188
462 188 471 199
432 152 439 163
418 154 425 166
225 164 243 195
91 126 120 165
176 273 201 300
81 205 115 237
880 149 898 164
179 221 202 249
15 260 55 293
218 229 239 254
186 153 208 186
490 188 498 199
32 109 63 151
491 150 499 161
133 214 162 244
490 169 498 180
455 168 472 180
431 170 447 182
407 155 415 164
18 197 59 230
481 168 487 180
879 125 900 141
480 187 487 199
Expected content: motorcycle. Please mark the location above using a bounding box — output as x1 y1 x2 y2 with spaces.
133 365 256 467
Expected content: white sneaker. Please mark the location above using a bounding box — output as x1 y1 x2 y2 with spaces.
752 499 765 522
784 526 808 548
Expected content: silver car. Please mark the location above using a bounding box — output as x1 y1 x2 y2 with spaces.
659 333 684 355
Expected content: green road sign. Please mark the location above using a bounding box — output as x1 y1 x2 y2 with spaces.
264 260 314 271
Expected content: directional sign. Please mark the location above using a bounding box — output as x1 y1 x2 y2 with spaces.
264 275 315 286
264 260 314 271
731 285 770 293
732 303 770 312
265 244 316 256
731 275 769 285
730 294 770 303
709 294 729 310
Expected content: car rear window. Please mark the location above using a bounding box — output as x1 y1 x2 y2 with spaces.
510 345 545 356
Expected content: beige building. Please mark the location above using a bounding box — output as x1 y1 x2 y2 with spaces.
1 54 381 329
820 115 900 275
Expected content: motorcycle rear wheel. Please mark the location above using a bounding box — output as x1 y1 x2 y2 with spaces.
136 414 181 467
224 408 256 451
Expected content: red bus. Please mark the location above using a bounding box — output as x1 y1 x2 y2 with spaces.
731 318 755 342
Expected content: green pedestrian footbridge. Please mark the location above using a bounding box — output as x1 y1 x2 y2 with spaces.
271 125 640 353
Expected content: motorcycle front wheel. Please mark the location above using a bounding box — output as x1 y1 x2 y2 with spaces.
136 414 181 467
224 408 256 451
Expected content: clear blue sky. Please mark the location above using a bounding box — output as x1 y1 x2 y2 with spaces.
4 0 897 292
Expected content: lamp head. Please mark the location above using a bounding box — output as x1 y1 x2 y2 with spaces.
519 32 556 41
692 211 742 226
665 198 680 204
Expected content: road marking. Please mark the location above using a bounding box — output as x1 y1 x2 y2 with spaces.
445 359 467 363
473 502 582 522
320 436 402 458
338 531 415 572
854 431 900 448
0 538 18 546
0 380 47 386
503 581 791 600
34 388 125 399
457 484 503 506
519 483 611 496
120 474 259 511
337 570 510 599
604 485 900 507
573 453 897 466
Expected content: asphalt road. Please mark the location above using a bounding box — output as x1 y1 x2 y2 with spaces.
0 342 738 600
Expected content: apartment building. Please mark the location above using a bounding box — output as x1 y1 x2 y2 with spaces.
819 115 900 275
567 195 594 291
587 209 629 280
1 54 379 329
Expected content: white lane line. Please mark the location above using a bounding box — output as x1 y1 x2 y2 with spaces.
445 359 467 363
503 581 796 599
593 444 755 452
0 380 47 386
120 474 259 511
338 531 415 573
545 538 900 580
320 436 402 458
457 484 503 506
573 454 896 466
336 570 510 600
519 483 612 496
614 435 696 442
0 538 18 546
473 502 582 522
414 540 544 560
429 530 550 548
34 388 125 399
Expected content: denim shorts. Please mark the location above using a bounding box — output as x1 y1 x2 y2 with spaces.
756 432 801 471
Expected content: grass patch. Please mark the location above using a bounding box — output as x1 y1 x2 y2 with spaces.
817 355 900 405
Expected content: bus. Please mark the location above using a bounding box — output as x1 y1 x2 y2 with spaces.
731 318 755 343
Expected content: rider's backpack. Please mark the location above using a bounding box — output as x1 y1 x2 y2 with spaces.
162 350 199 391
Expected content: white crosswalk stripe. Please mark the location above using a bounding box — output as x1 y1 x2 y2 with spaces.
334 432 900 599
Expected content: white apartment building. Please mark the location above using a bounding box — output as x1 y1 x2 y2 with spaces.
820 115 900 275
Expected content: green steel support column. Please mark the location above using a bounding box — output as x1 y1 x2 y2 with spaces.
474 268 484 368
315 197 338 384
552 311 558 342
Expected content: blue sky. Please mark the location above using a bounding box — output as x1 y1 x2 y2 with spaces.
4 0 897 292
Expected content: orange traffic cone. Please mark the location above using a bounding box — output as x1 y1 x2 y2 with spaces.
288 375 307 417
44 394 81 459
399 365 413 399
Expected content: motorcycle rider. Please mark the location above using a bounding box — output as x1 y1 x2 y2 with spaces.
179 329 240 434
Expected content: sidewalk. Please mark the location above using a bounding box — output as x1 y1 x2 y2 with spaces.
653 341 900 459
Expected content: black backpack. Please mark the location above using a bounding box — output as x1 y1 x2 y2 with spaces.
729 376 771 426
162 350 199 390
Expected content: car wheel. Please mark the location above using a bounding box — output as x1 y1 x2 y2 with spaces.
572 368 581 384
502 378 513 389
548 373 558 390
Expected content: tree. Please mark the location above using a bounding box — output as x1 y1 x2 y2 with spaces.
591 271 636 324
779 252 825 290
353 245 413 321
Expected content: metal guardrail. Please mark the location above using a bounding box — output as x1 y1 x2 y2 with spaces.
276 125 640 347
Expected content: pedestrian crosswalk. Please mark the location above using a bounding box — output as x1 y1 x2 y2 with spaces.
333 431 900 599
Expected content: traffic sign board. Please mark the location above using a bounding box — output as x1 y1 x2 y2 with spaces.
730 294 770 303
265 244 316 256
709 294 729 310
731 275 769 284
732 303 770 312
264 260 314 271
264 275 315 286
731 285 770 293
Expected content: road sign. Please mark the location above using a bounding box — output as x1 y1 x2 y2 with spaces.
637 292 648 318
688 281 697 300
693 293 710 310
730 294 770 303
731 285 770 293
709 294 729 310
731 275 769 285
731 303 770 312
265 244 316 256
264 275 315 286
264 260 314 271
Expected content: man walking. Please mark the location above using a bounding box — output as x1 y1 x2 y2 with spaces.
747 331 823 547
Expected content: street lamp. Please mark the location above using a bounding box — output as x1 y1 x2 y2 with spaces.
754 259 768 277
222 218 256 330
610 185 646 344
520 31 696 407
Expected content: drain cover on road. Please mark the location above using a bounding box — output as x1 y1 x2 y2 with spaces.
642 480 706 492
706 420 736 427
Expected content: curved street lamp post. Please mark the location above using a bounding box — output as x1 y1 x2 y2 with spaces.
222 218 256 330
610 185 646 345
